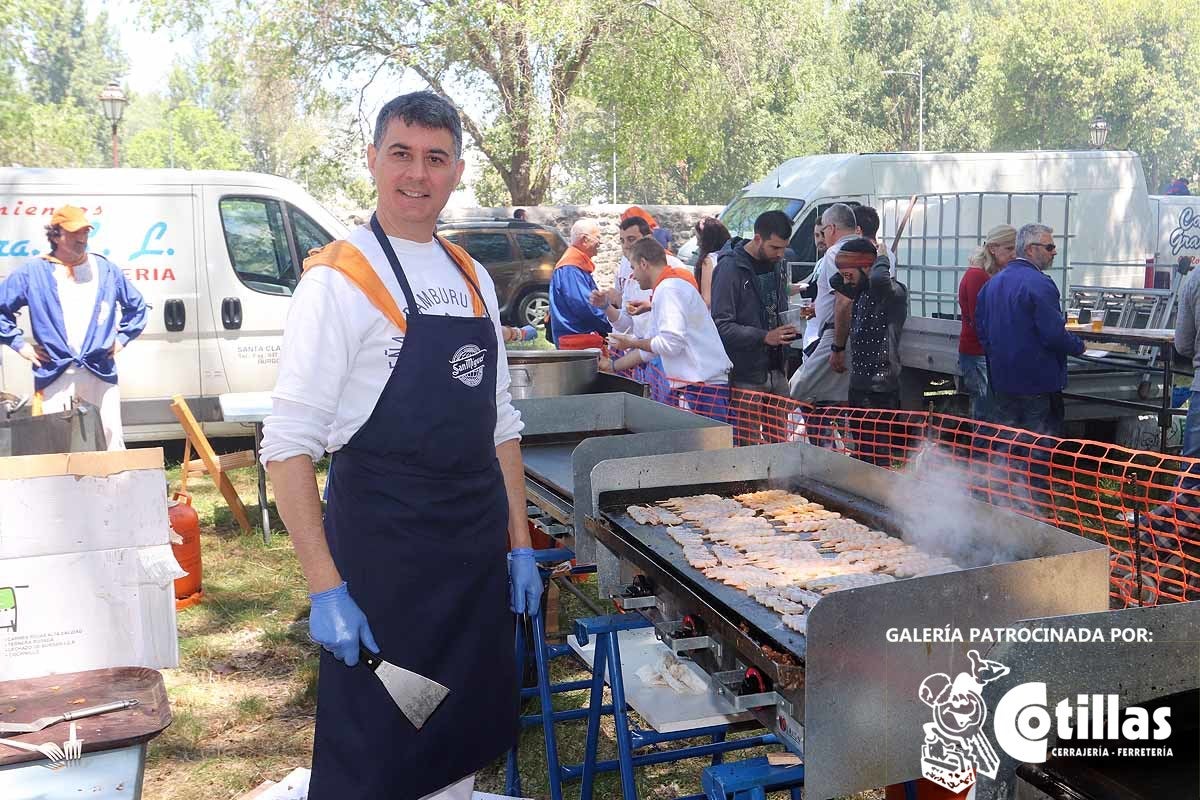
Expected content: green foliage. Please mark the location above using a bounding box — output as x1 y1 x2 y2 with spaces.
124 102 252 170
4 0 1200 209
978 0 1200 189
0 0 125 167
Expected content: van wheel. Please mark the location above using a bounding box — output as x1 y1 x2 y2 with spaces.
516 289 550 328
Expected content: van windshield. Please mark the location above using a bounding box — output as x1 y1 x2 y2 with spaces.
720 197 805 239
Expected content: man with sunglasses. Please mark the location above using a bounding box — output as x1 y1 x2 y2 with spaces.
975 223 1084 434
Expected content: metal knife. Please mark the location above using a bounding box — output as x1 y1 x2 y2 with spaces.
0 699 139 734
359 648 449 730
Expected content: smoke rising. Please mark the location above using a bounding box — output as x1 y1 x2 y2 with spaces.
886 439 1044 568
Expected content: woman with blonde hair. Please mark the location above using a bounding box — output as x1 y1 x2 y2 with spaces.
958 223 1016 417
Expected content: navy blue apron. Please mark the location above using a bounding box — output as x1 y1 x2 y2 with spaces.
308 217 517 799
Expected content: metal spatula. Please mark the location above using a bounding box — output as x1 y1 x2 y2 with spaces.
359 648 449 729
0 699 139 734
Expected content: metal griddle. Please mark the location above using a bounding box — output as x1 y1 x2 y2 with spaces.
515 393 733 587
585 443 1113 800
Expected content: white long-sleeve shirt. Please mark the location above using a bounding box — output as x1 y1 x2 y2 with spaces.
641 275 731 385
260 225 523 465
613 252 689 336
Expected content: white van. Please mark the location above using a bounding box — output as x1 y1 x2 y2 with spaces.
680 149 1155 296
679 151 1170 428
0 168 349 441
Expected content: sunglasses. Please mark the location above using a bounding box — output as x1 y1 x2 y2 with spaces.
1030 242 1057 252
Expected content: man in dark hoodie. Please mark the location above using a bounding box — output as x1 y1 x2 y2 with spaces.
711 209 798 443
831 237 908 466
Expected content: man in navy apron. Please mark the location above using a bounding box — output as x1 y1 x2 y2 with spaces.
263 91 541 800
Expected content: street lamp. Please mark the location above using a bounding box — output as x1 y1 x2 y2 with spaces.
1089 115 1110 149
883 64 925 152
98 80 128 167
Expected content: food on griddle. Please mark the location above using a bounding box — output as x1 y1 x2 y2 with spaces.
627 504 683 526
805 572 897 593
682 507 758 522
683 547 719 569
749 588 809 615
659 494 732 511
667 526 706 546
734 489 793 505
640 490 962 630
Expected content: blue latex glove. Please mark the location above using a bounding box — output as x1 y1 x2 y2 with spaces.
518 324 538 342
308 581 379 666
508 548 542 616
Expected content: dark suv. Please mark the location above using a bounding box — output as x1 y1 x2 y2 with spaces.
437 219 566 326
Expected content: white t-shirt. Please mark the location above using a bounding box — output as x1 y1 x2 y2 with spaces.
260 225 523 465
804 234 856 349
52 256 101 354
641 275 731 385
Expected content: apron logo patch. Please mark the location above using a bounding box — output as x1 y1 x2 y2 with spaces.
450 344 487 387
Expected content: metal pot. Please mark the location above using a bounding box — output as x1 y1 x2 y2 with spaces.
507 350 599 398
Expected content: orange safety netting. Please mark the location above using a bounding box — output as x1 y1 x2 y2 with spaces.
617 361 1200 608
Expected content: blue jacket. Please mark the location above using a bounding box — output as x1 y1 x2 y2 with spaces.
549 264 611 344
0 254 148 390
975 258 1084 395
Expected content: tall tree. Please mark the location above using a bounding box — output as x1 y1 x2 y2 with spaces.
148 0 655 204
978 0 1200 188
0 0 124 167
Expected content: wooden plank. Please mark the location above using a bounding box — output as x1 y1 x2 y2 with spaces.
0 448 163 479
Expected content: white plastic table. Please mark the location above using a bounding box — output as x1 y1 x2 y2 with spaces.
218 392 273 542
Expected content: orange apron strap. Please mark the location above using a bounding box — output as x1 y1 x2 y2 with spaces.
303 241 407 333
436 236 488 318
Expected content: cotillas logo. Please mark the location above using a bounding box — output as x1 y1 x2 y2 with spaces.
1170 206 1200 256
449 344 486 387
918 651 1175 792
918 650 1010 792
994 683 1172 763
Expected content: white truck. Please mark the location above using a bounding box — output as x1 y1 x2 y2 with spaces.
679 149 1194 436
1150 193 1200 274
0 168 348 441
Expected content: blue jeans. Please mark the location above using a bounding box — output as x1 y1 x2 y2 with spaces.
1184 391 1200 461
989 391 1064 436
958 353 991 420
673 383 731 425
987 391 1065 514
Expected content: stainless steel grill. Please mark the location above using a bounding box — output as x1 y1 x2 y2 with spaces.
515 393 732 581
585 443 1112 799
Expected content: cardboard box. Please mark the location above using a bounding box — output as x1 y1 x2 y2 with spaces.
0 450 170 559
0 449 180 680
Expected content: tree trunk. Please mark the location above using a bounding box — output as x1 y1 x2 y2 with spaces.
503 170 545 205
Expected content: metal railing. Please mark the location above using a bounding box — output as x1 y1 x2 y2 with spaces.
878 191 1076 318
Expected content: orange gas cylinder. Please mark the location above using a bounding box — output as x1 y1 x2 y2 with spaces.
168 492 203 609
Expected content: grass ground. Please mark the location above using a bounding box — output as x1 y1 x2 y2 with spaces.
148 449 880 800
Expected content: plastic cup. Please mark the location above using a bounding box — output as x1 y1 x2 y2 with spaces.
1091 318 1104 332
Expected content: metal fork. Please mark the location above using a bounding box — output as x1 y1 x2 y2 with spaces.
0 735 67 768
63 722 82 765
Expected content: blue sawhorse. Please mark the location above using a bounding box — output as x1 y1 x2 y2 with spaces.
700 757 805 799
505 550 777 800
572 614 778 800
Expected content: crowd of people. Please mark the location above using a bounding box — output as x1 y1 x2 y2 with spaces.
547 204 1089 460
